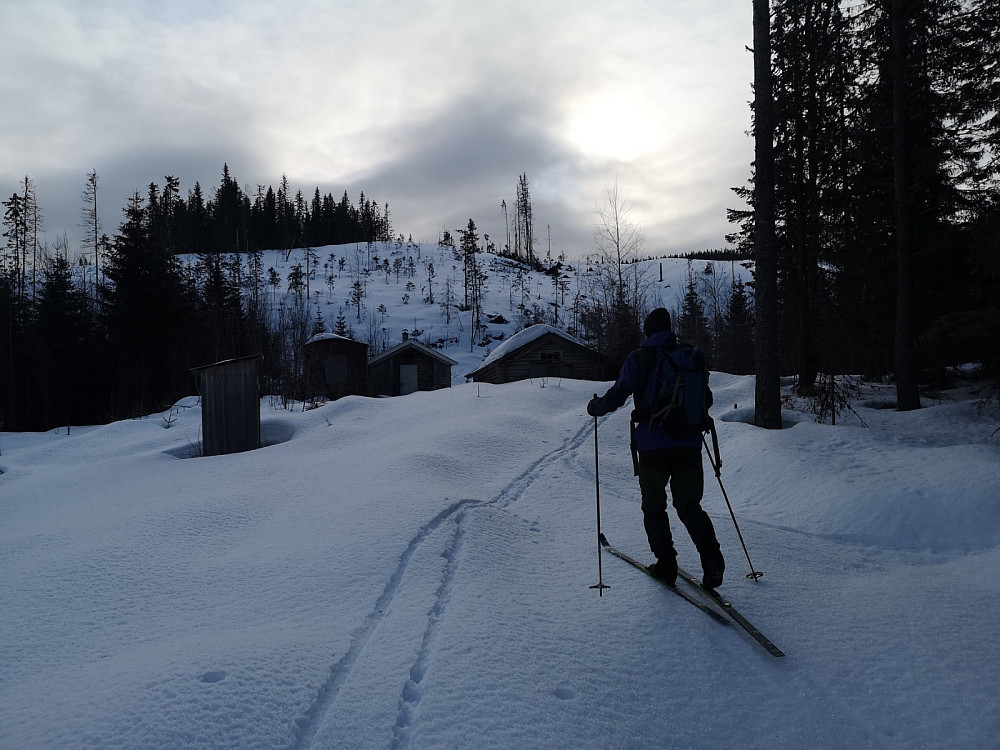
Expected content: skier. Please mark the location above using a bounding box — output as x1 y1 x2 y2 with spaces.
587 308 725 589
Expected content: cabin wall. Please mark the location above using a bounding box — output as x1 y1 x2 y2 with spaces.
370 349 452 396
304 340 369 399
471 334 604 384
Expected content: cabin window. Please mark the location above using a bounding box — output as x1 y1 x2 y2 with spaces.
539 351 562 363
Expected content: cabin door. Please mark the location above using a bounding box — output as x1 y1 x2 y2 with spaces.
399 364 418 395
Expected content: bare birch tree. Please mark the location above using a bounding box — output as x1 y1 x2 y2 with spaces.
587 180 653 366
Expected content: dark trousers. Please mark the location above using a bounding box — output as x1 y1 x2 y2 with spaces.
636 446 723 568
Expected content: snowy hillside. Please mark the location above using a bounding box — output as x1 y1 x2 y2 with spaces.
241 241 744 382
2 370 999 748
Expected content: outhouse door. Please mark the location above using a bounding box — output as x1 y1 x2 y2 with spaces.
400 364 418 395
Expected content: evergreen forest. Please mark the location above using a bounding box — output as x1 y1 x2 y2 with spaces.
730 0 999 408
1 166 395 431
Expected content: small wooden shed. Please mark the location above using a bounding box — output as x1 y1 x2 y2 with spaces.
191 354 262 457
465 324 605 384
304 333 369 399
369 332 458 396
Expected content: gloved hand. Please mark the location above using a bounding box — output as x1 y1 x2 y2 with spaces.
587 396 604 417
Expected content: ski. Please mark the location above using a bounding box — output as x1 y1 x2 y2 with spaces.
676 567 786 658
599 535 730 626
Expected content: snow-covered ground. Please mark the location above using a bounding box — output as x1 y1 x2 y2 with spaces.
2 372 999 749
3 244 999 748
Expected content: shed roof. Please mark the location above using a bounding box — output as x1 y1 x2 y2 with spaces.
368 339 459 367
190 353 263 373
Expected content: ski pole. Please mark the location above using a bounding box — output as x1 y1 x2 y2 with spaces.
590 402 610 596
703 421 764 582
709 417 723 471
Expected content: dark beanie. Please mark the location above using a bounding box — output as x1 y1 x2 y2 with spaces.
643 308 672 337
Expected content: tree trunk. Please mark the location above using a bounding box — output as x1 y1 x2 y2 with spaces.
753 0 783 429
891 0 921 411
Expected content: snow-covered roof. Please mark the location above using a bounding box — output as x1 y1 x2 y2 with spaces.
473 324 586 372
305 332 355 345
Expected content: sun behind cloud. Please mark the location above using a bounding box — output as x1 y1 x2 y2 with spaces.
564 91 661 163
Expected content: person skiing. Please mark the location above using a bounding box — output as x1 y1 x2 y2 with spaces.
587 308 725 589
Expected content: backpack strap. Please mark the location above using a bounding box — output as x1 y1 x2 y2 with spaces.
631 347 658 420
633 345 677 423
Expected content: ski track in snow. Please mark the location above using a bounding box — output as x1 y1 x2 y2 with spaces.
292 498 479 749
293 410 596 749
389 509 467 750
491 418 595 509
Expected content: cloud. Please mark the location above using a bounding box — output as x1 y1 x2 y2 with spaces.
1 0 754 259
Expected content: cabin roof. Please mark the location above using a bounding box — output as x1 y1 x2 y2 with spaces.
465 325 592 378
368 339 459 368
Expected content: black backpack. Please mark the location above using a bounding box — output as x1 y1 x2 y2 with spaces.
634 345 713 437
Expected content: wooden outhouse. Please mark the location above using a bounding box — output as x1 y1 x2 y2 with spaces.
191 354 262 457
465 324 605 384
369 332 458 396
304 333 369 399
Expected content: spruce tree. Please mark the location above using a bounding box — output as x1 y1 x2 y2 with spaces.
852 0 980 405
2 191 26 303
723 279 755 375
333 307 351 338
100 192 198 418
457 219 479 311
516 174 535 264
32 253 99 428
676 265 711 357
771 0 853 394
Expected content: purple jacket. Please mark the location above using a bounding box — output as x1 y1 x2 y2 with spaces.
589 330 707 451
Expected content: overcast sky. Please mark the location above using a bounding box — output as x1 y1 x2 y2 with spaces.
2 0 754 260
